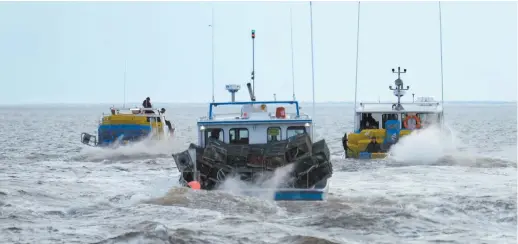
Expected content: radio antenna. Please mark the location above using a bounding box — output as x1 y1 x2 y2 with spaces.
210 7 215 103
309 1 316 140
123 59 127 108
290 8 296 101
438 1 445 122
251 29 256 100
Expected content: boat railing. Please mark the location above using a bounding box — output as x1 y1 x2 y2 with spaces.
209 101 300 119
359 102 440 106
104 107 165 117
199 111 310 121
110 107 162 112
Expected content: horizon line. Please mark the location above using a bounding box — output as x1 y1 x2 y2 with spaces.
0 100 516 106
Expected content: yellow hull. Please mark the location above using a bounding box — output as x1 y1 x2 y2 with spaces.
345 129 412 159
102 114 165 126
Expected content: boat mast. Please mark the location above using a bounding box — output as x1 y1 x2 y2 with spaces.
438 1 445 121
309 1 316 140
251 29 256 100
389 67 409 111
353 1 361 130
210 7 215 103
290 8 296 101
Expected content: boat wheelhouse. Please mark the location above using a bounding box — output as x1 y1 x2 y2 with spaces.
80 106 175 147
197 96 312 148
345 67 444 159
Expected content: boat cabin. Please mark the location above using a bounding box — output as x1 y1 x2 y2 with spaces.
353 101 443 133
196 101 312 148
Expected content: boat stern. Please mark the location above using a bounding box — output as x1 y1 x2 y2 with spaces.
273 177 330 201
346 125 413 159
80 132 98 146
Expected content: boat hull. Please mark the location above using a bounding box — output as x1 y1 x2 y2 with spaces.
81 131 172 147
239 178 330 201
274 189 326 201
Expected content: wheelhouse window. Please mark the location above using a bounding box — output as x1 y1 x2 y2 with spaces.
401 113 439 129
267 127 281 142
360 113 379 130
205 128 223 142
287 126 306 139
382 113 398 129
229 128 249 144
419 113 440 125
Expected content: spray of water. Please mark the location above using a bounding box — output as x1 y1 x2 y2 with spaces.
217 163 295 201
78 133 184 161
386 124 458 165
386 123 516 168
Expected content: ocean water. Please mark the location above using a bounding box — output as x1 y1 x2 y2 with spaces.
0 102 516 244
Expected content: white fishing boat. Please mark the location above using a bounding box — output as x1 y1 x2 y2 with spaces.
344 67 444 159
172 3 332 201
343 2 446 159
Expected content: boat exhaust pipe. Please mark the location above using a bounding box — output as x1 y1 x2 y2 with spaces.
246 82 255 101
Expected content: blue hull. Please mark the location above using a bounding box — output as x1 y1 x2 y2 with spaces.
274 189 326 201
81 124 152 147
240 179 330 201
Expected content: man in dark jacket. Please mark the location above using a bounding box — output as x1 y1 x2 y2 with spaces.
142 97 152 108
365 136 381 153
342 132 349 158
142 97 154 114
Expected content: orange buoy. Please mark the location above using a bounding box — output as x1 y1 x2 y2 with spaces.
187 181 201 190
275 107 286 118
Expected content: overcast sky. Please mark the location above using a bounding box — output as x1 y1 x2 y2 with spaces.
0 1 515 105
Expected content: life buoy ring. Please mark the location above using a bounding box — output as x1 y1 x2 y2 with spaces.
403 115 421 129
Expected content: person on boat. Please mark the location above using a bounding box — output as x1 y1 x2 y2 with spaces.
209 129 221 141
342 133 348 151
342 132 350 157
365 136 381 153
142 97 154 114
362 114 378 129
159 108 174 132
143 97 152 108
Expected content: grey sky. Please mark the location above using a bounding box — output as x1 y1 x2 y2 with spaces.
0 1 515 105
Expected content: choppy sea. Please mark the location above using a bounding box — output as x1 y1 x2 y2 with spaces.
0 102 516 244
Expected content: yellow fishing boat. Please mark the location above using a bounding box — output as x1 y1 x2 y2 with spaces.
80 107 175 147
344 67 444 159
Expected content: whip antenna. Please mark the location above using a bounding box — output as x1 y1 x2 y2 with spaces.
309 1 316 140
251 29 256 100
290 8 296 101
210 7 215 103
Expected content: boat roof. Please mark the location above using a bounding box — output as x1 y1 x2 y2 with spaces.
108 107 165 117
197 100 312 126
356 102 443 113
